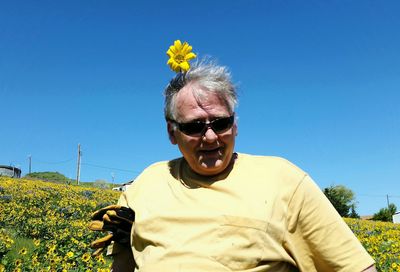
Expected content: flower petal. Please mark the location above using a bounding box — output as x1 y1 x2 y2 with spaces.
166 49 174 58
169 45 177 54
183 45 192 54
174 40 182 51
185 52 196 61
180 61 190 72
182 42 189 53
172 62 180 72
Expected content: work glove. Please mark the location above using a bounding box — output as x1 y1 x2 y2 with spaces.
88 205 135 256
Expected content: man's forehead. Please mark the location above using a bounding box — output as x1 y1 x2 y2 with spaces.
175 84 229 121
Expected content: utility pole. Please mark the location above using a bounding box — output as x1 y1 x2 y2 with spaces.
387 194 390 209
28 155 32 174
76 144 81 185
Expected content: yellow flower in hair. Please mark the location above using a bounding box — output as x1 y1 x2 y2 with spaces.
166 40 197 72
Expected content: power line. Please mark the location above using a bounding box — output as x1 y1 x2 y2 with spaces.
22 154 139 175
81 162 139 174
358 194 400 198
34 157 75 165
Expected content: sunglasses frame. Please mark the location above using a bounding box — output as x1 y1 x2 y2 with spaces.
168 115 235 136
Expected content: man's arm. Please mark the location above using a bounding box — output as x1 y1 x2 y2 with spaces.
285 175 376 270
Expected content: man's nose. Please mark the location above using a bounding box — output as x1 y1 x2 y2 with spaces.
202 127 218 142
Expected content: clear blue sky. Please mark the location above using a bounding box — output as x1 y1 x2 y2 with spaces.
1 1 399 216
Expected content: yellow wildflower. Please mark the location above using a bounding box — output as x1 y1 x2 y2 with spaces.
19 247 28 255
66 251 74 258
82 252 91 262
15 259 22 267
48 243 56 253
50 258 57 265
33 238 41 246
166 40 197 72
96 254 106 264
32 256 39 266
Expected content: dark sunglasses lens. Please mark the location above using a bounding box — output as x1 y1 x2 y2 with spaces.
178 116 234 135
179 122 205 135
212 116 234 132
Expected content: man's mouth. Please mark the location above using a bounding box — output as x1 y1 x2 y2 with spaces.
199 147 222 154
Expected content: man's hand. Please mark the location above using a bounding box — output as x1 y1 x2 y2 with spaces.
88 205 135 256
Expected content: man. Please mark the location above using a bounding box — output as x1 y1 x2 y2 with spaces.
110 61 376 271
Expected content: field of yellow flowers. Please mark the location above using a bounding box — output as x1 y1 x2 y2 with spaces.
345 218 400 271
1 177 400 271
0 177 120 271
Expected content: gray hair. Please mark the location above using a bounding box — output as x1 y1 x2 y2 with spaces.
164 60 238 121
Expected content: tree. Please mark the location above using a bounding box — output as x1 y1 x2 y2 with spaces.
323 185 357 217
92 179 109 189
349 206 360 219
372 203 397 222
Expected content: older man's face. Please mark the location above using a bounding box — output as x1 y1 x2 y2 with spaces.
167 82 237 176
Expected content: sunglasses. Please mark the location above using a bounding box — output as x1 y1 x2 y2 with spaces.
168 115 235 136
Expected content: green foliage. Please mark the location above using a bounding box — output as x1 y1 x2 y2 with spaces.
6 234 35 261
373 203 397 222
323 185 357 217
24 172 74 184
349 206 360 219
80 180 116 189
24 171 119 189
0 228 14 258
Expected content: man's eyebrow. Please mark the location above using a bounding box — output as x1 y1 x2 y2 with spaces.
181 118 203 123
186 116 230 123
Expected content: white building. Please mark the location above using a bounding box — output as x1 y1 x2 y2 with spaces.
393 212 400 224
112 180 134 192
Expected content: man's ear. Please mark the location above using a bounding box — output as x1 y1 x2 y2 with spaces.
233 122 238 137
167 122 177 145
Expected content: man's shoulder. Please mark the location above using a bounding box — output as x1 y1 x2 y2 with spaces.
238 153 303 168
124 158 182 195
142 157 182 172
133 157 182 181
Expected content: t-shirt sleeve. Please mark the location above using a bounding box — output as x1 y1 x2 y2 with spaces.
284 175 375 272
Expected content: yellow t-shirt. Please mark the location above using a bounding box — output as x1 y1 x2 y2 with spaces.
117 153 374 272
